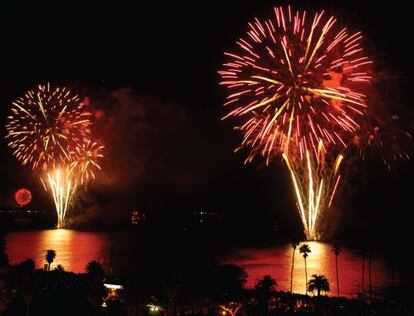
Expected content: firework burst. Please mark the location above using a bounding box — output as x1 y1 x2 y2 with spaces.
219 6 373 239
71 139 104 185
6 83 102 227
15 188 32 207
6 83 92 171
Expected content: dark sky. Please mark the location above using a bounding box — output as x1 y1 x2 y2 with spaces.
0 1 412 242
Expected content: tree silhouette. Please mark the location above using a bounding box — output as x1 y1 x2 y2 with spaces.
299 244 311 295
361 250 366 299
256 275 277 297
45 249 56 271
54 264 65 272
332 243 341 296
0 231 9 267
290 241 299 293
368 253 373 300
255 275 276 314
307 274 330 297
86 261 105 282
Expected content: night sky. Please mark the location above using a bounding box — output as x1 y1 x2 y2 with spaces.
0 1 412 244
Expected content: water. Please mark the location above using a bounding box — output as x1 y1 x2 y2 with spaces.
6 229 112 272
221 241 398 298
6 230 398 298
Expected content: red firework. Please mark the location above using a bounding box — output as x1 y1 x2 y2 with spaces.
15 188 32 207
218 6 372 162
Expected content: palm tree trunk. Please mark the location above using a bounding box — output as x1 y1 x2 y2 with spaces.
290 249 295 293
304 258 308 295
369 255 372 301
361 253 365 298
336 254 339 296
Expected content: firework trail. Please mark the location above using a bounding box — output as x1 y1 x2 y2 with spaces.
6 83 102 227
239 116 344 239
282 142 343 239
45 167 76 228
219 6 372 239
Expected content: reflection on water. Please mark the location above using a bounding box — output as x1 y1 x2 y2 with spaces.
6 231 397 299
222 241 396 298
6 229 109 273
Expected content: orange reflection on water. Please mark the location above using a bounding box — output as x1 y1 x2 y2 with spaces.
6 229 108 272
223 241 391 298
6 232 393 299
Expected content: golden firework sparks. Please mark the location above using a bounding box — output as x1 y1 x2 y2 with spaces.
6 83 103 228
218 6 373 239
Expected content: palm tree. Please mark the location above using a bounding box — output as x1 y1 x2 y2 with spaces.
361 251 365 298
332 243 341 296
368 253 373 300
307 274 330 297
255 275 277 301
255 275 276 314
0 231 9 268
385 253 397 289
54 264 65 272
299 244 311 295
290 241 299 293
256 275 277 293
86 260 105 282
45 249 56 271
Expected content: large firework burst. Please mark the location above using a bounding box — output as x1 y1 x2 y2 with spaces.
6 83 102 228
6 83 92 171
219 6 373 239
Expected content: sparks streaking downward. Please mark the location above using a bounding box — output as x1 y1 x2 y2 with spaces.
6 83 103 228
219 6 372 239
282 143 343 240
46 167 76 228
71 140 104 185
